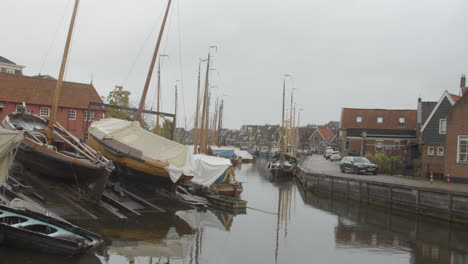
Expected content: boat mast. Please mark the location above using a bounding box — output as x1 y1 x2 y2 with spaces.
155 55 168 134
281 79 286 153
173 83 178 141
199 52 210 154
46 0 80 141
193 60 202 153
136 0 172 122
217 99 223 146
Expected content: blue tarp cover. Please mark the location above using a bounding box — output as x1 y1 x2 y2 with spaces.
212 149 235 157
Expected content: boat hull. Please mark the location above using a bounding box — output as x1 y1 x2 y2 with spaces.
212 182 243 198
0 205 102 256
15 139 105 181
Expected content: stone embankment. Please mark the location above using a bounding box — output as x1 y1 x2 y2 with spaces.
297 155 468 224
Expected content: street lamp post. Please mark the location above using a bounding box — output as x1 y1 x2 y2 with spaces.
361 130 368 156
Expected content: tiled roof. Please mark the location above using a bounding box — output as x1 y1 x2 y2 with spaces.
0 56 15 65
0 72 103 109
317 126 335 141
341 108 417 130
450 93 461 102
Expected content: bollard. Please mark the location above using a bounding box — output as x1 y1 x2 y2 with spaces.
447 173 450 184
430 171 433 184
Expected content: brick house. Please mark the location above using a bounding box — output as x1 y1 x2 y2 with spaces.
444 88 468 183
339 108 417 157
0 72 104 138
419 90 461 179
0 56 24 75
309 126 336 153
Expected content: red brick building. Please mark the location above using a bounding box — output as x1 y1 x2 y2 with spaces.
339 108 417 156
0 72 104 138
444 88 468 183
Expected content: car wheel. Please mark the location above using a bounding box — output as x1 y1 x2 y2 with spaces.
341 166 345 173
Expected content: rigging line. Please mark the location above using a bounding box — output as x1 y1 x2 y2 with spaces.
63 0 81 83
39 0 72 75
247 206 278 215
122 4 166 86
162 0 175 55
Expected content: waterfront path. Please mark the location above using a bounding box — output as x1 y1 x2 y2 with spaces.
300 154 468 195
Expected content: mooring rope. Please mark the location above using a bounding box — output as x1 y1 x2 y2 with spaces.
247 206 278 215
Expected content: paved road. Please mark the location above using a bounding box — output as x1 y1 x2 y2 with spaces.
300 154 468 195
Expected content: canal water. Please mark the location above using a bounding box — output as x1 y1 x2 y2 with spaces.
2 159 468 264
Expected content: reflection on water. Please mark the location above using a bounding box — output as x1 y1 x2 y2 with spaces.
3 161 468 264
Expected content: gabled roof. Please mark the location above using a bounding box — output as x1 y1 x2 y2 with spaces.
340 108 417 130
0 72 103 109
0 56 15 65
420 91 457 132
421 101 437 124
310 126 336 142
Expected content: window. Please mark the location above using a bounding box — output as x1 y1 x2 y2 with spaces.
345 140 350 150
84 111 94 121
458 136 468 163
356 116 362 123
377 117 383 124
16 105 22 112
375 140 383 153
399 117 406 127
437 147 444 156
439 119 447 134
68 109 76 120
394 140 400 150
40 107 50 117
428 146 434 156
5 68 14 74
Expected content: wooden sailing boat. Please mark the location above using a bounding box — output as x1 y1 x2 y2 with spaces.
192 49 243 197
266 77 298 177
2 0 112 201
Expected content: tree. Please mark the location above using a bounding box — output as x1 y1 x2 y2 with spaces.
160 119 173 139
106 86 131 120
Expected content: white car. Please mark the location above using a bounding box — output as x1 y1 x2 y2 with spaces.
330 151 341 161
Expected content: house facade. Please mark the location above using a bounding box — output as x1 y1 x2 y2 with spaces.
419 91 460 179
444 88 468 183
0 72 104 138
340 108 417 157
0 56 24 75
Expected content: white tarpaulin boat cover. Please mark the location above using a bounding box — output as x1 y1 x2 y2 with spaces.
0 128 23 185
89 118 231 185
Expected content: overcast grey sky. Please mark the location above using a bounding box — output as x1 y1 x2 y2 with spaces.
2 0 468 129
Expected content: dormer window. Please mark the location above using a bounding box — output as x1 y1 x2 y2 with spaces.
356 116 362 123
377 117 383 124
399 117 406 127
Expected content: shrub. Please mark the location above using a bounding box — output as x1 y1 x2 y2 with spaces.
366 153 401 175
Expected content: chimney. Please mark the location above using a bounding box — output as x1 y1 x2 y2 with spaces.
461 74 466 89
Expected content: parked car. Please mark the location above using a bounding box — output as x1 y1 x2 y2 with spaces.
330 151 341 161
323 147 334 160
340 156 378 175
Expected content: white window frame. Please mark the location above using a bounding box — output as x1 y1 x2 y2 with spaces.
428 146 435 156
437 147 444 156
439 119 447 134
40 107 50 117
377 117 383 124
356 116 362 123
458 136 468 163
5 68 14 74
375 140 384 153
68 109 76 120
394 140 400 150
399 117 406 127
84 111 94 121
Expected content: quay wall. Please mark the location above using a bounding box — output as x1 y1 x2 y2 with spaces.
296 167 468 224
